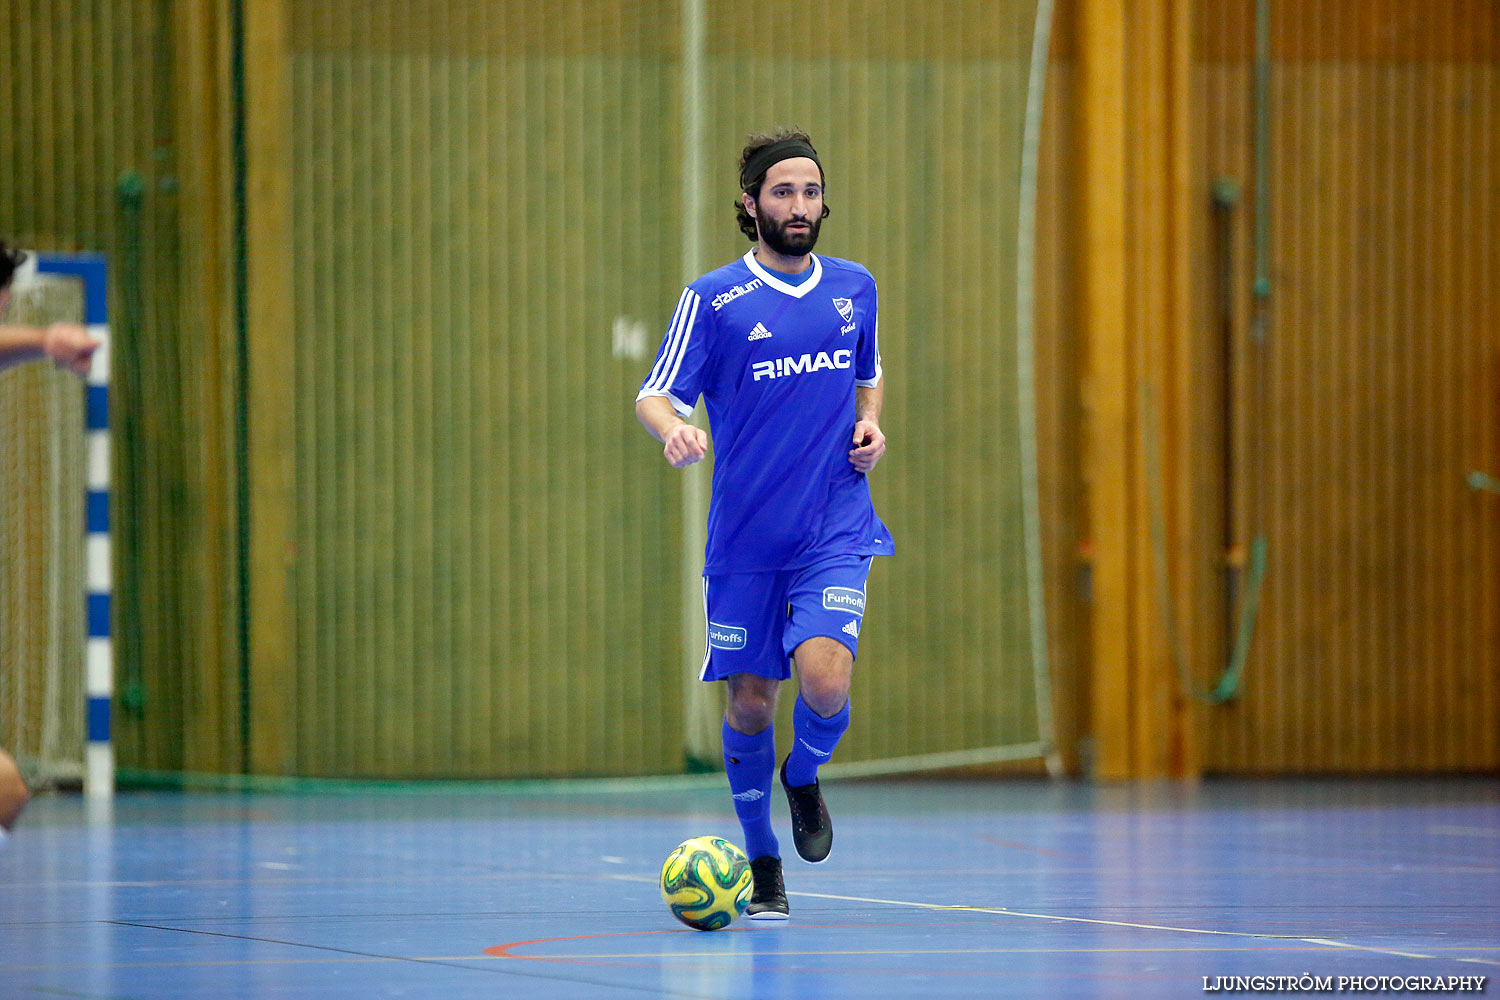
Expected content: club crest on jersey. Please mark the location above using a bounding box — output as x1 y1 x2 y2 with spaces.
751 349 853 381
833 297 857 335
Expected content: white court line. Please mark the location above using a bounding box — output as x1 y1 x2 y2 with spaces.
793 890 1485 964
1300 938 1435 960
796 890 1302 939
612 875 1494 965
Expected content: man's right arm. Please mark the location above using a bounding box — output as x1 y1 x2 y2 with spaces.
635 394 708 469
0 748 30 832
0 322 99 376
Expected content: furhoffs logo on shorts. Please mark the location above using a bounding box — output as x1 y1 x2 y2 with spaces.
708 623 748 650
822 587 865 616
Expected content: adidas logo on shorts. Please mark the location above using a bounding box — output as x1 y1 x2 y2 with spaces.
842 620 859 638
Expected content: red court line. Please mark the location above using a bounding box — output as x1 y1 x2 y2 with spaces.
486 928 687 961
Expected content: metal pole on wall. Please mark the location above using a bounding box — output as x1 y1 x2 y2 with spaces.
1017 0 1062 777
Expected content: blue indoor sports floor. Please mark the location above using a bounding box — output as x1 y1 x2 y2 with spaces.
2 777 1496 998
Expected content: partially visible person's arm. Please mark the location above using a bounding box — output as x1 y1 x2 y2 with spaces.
0 322 99 376
636 393 709 469
850 378 886 474
0 748 30 832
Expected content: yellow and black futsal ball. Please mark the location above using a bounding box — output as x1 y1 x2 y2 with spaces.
659 836 753 930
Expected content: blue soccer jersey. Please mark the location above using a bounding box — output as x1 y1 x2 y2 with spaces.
637 250 894 574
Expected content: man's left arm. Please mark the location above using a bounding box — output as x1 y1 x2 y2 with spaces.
849 378 885 474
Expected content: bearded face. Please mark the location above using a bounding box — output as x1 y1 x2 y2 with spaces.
757 207 822 257
748 157 825 259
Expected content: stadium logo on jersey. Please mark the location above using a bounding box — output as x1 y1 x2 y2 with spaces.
751 349 852 381
823 587 865 616
711 278 763 311
747 322 772 341
708 623 747 649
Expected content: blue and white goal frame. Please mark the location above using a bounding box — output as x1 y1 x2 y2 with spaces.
33 253 113 798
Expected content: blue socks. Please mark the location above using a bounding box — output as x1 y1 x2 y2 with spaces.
724 699 851 856
784 696 850 787
722 719 779 861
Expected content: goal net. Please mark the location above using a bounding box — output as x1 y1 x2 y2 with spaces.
0 264 87 787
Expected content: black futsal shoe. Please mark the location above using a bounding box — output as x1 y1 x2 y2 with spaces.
780 757 833 863
745 855 789 920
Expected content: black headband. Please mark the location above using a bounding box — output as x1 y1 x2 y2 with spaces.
740 138 822 191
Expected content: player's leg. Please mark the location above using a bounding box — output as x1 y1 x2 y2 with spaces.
777 639 849 863
788 636 853 773
779 556 872 863
702 572 792 918
0 747 30 833
722 671 781 864
724 673 790 919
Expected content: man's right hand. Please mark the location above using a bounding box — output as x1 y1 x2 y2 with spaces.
663 423 708 468
634 394 708 467
43 323 101 376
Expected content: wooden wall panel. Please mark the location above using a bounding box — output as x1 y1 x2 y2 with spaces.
286 0 684 777
282 0 1047 777
0 0 242 775
14 0 1494 781
0 284 86 777
172 0 243 779
1051 0 1201 779
701 0 1044 766
1193 0 1500 772
1033 6 1085 774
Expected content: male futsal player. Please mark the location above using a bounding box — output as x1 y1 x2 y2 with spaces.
0 239 99 840
635 129 891 918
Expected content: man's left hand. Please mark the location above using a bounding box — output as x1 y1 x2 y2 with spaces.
849 420 885 474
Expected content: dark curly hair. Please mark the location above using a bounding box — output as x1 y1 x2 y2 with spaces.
735 127 831 242
0 240 26 291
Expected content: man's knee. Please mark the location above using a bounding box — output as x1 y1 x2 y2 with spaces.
793 638 853 717
0 751 30 831
725 673 780 734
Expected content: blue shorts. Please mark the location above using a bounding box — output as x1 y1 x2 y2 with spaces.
699 554 874 682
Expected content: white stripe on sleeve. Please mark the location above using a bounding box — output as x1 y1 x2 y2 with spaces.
856 309 882 388
644 288 693 390
656 293 701 394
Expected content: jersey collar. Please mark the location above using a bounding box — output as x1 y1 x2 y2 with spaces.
743 250 823 298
